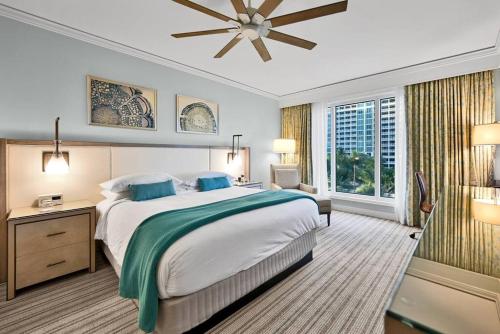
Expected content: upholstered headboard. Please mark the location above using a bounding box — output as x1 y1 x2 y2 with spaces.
0 139 250 282
4 140 249 209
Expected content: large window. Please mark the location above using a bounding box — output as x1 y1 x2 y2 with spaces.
380 97 396 198
327 95 396 200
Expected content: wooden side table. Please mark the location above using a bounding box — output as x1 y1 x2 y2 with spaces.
7 200 96 300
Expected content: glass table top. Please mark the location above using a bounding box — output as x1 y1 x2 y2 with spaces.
386 186 500 333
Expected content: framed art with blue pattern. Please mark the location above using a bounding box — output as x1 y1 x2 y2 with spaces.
176 95 218 135
87 75 157 130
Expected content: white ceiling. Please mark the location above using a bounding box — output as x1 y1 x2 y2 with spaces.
1 0 500 97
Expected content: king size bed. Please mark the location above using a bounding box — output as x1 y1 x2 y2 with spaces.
2 140 321 334
96 184 320 333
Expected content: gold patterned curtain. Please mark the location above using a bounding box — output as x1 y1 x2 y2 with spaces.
406 70 496 227
281 104 312 184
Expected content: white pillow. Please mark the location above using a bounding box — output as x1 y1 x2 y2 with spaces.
181 171 235 189
99 173 183 193
100 190 129 201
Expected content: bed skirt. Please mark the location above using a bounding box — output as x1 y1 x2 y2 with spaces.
103 230 317 334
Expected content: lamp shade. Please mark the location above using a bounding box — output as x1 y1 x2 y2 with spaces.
471 123 500 145
45 153 69 175
471 199 500 225
273 139 296 154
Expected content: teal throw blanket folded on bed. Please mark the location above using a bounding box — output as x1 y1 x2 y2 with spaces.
119 190 316 332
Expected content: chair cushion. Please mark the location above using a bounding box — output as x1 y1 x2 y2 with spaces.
274 169 300 189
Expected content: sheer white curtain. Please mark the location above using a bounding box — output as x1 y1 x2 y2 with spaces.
394 88 408 224
311 102 329 195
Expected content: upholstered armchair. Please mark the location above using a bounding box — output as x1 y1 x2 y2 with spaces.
270 164 317 194
270 164 332 226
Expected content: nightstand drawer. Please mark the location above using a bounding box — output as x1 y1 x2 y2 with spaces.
16 242 90 289
16 214 90 257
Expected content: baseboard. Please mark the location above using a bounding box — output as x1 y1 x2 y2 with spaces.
332 203 396 221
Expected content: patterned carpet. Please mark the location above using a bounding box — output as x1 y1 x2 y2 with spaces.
0 212 417 334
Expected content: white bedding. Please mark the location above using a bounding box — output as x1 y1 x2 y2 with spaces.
95 187 320 299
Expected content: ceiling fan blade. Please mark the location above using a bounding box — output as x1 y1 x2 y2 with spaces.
231 0 251 24
268 1 348 28
172 28 238 38
257 0 284 18
266 30 317 50
173 0 235 23
214 34 243 58
251 38 272 62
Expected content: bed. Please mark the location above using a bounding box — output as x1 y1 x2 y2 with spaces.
96 186 321 333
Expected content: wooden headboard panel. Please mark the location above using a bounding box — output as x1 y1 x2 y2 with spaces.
0 139 250 282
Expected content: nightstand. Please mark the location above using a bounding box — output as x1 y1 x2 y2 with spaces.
234 181 264 189
7 200 96 300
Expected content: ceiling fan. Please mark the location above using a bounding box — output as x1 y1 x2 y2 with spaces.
171 0 348 62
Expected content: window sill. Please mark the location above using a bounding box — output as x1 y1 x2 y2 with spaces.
330 193 394 207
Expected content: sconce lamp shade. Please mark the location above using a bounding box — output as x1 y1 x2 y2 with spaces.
471 199 500 225
471 123 500 145
273 139 296 154
46 153 69 175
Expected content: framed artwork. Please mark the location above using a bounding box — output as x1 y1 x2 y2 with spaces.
176 95 219 135
87 75 157 130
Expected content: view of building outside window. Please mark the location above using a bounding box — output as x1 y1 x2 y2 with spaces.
334 101 375 195
327 97 396 199
380 97 396 198
327 110 332 190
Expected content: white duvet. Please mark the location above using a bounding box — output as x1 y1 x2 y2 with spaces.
95 187 320 299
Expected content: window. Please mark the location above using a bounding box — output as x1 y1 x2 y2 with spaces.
327 95 396 201
380 97 396 198
334 101 375 196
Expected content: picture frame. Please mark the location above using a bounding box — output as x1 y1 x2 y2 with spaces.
176 95 219 135
87 75 157 131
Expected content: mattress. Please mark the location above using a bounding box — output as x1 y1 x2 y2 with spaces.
96 186 320 299
103 229 317 334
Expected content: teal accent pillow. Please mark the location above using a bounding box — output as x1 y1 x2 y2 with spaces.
198 176 231 192
128 180 176 201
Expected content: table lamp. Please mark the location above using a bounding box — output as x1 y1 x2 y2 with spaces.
273 139 296 163
471 123 500 186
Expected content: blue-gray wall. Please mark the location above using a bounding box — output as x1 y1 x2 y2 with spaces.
0 16 280 186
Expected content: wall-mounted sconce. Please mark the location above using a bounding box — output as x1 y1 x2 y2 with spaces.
227 134 243 164
43 117 69 174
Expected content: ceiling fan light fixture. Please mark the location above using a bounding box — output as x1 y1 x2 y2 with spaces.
252 13 266 25
237 13 251 24
240 24 269 40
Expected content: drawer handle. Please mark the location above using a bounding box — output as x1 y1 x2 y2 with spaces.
46 231 66 238
47 260 66 268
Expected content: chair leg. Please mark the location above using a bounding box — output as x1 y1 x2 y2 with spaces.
327 213 331 227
